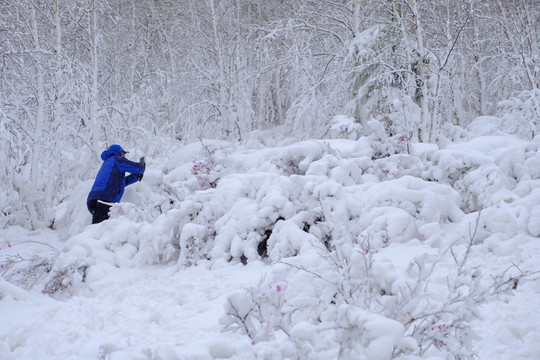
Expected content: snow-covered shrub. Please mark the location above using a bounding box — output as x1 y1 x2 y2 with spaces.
0 237 89 299
136 209 183 265
209 171 305 264
186 140 231 191
326 115 363 140
217 149 510 359
366 118 410 160
221 277 287 345
428 136 530 212
220 245 418 360
0 251 55 291
323 117 419 183
179 223 209 267
274 141 326 176
498 89 540 140
306 175 462 256
221 209 529 359
466 116 507 137
136 198 220 267
41 264 87 298
0 234 59 288
191 160 218 189
369 153 425 181
274 153 302 175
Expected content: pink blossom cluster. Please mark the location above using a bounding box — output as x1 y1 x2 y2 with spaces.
192 160 217 189
432 323 447 331
41 273 73 296
431 324 450 350
192 160 211 175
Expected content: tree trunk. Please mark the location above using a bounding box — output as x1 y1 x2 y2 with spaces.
411 0 428 142
90 0 100 145
29 5 46 228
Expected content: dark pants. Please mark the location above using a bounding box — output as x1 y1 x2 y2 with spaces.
87 200 111 224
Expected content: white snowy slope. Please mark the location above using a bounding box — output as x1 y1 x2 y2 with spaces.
1 128 539 359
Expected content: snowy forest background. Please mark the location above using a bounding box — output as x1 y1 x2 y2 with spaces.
1 1 540 359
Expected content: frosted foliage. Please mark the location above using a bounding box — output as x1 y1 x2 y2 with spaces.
327 115 363 140
428 136 533 212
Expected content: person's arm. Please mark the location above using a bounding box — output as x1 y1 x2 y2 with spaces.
116 156 145 174
124 174 139 187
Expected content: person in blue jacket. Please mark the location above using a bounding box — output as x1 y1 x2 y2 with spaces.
87 144 145 224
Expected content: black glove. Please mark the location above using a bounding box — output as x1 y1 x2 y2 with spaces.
138 156 145 181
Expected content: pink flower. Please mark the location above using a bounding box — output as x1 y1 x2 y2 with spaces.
276 285 282 292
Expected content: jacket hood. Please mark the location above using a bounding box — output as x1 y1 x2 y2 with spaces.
101 144 128 160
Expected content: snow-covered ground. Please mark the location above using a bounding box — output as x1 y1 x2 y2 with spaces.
1 124 539 359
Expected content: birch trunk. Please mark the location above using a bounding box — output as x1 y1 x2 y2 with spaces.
410 0 428 142
90 1 100 145
29 5 45 228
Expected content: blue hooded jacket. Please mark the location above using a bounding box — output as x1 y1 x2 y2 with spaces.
87 145 145 203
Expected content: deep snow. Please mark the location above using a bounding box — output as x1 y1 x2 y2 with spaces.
1 124 539 359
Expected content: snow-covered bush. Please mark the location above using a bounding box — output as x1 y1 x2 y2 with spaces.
273 141 327 176
186 140 231 191
215 137 538 359
326 115 363 140
221 277 287 344
428 135 532 212
0 250 55 292
41 264 87 298
191 160 217 189
221 210 531 359
498 89 540 140
0 232 89 299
